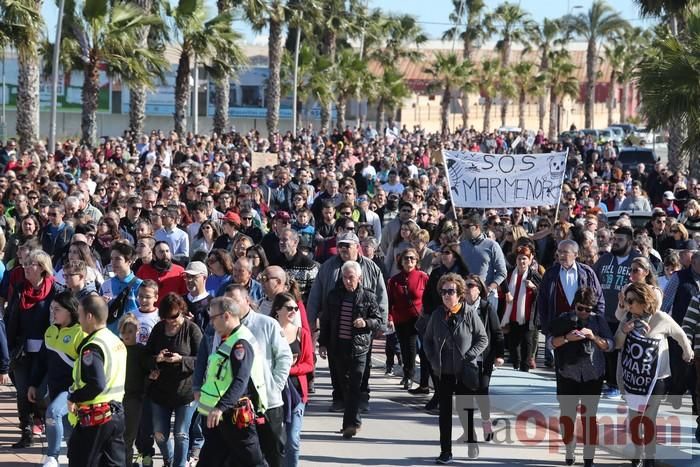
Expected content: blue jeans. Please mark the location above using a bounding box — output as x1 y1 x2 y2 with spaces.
45 391 72 458
285 402 305 467
152 401 196 467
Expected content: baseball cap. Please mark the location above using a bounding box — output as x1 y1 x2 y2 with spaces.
185 261 208 276
337 232 360 245
273 211 291 222
222 211 241 224
663 191 676 200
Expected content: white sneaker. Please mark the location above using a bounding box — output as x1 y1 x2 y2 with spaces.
41 456 59 467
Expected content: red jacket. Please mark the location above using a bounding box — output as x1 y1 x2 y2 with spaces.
388 269 428 324
136 263 188 306
289 326 314 402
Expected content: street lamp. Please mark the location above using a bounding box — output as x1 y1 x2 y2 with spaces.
49 0 66 153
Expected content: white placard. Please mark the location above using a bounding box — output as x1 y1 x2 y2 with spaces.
444 150 567 208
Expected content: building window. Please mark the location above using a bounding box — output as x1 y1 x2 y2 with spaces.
241 86 262 107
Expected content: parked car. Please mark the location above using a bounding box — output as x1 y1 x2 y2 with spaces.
597 129 612 143
581 129 600 140
610 123 637 136
605 210 653 227
617 146 659 173
606 127 625 144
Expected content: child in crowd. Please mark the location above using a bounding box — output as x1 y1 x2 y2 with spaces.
134 280 160 345
120 313 152 467
292 207 316 249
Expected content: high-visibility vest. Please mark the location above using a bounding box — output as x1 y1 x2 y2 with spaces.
70 327 127 405
44 323 85 367
197 325 267 417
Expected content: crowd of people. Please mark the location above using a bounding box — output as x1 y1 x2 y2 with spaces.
0 123 697 467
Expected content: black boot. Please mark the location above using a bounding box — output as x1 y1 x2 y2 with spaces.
11 429 33 449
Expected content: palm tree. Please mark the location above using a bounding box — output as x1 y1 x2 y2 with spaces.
169 0 243 136
477 58 501 133
424 52 473 136
525 17 566 130
60 0 167 146
637 11 700 176
489 2 533 126
565 0 629 128
511 62 544 130
547 51 579 140
128 0 155 137
603 38 625 126
443 0 493 130
281 44 333 127
617 27 650 124
0 0 42 150
372 66 410 134
331 48 368 131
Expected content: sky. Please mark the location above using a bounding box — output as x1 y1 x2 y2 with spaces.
40 0 653 43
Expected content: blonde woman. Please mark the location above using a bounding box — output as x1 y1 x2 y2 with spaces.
680 198 700 233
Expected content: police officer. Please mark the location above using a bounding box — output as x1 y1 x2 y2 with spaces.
67 295 127 467
197 296 267 467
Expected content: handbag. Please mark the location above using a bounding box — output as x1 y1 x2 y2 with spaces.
107 277 138 324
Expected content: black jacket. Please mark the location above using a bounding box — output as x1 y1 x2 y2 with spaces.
476 299 504 375
319 285 383 356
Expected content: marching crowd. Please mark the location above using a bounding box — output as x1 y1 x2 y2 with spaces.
0 123 696 467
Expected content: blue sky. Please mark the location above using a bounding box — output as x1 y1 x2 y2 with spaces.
41 0 652 42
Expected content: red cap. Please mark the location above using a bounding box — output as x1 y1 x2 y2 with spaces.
223 211 241 224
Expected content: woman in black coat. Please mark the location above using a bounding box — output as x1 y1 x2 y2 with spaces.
415 242 469 410
454 274 505 446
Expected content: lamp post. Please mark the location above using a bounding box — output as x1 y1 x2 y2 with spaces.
49 0 66 152
192 54 198 135
292 17 301 138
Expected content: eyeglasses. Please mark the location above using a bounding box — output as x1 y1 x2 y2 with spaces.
344 226 355 231
337 243 352 249
575 304 593 313
283 305 299 312
261 275 280 282
670 229 680 233
625 297 639 305
208 311 226 321
439 288 457 296
465 283 479 289
48 212 58 217
403 256 417 262
441 250 453 255
340 211 352 216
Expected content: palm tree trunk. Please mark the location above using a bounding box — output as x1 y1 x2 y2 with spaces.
667 118 687 173
376 98 385 134
266 17 283 136
483 98 492 133
548 91 558 140
174 51 191 136
336 96 346 131
441 86 451 136
620 81 628 123
129 0 152 137
538 50 549 131
16 48 40 151
518 90 526 130
500 40 511 126
322 29 337 130
461 93 470 130
607 75 615 127
81 59 100 147
585 38 596 128
213 77 229 135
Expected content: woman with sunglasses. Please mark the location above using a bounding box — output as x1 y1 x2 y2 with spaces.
549 287 614 467
146 293 202 467
615 282 693 467
615 257 663 322
270 292 313 467
191 220 220 257
388 248 428 390
423 273 488 464
246 245 270 281
417 243 470 409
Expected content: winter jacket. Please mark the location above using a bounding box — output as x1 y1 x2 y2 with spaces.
319 285 384 357
423 302 488 377
476 299 505 376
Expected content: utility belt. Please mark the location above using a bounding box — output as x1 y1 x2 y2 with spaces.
78 402 113 428
230 397 265 430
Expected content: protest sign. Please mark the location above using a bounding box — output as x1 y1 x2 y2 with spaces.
251 152 279 171
443 150 567 208
620 330 661 411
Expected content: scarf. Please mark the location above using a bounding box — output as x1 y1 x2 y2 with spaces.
19 275 54 311
501 269 528 327
469 233 486 245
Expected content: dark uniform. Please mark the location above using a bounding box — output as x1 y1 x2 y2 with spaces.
197 325 266 467
67 327 127 467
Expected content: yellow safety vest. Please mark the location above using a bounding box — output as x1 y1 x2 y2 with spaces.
70 327 127 405
44 323 85 368
197 325 267 417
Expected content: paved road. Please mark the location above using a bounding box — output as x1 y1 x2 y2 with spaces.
0 341 695 466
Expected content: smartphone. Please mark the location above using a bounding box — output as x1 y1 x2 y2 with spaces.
164 351 173 358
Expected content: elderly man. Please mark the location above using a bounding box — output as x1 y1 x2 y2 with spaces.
257 265 288 316
75 189 103 223
154 206 189 262
319 261 383 439
538 239 605 367
184 261 212 331
275 229 319 302
220 256 263 302
307 232 387 413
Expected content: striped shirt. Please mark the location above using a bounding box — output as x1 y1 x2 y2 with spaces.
338 298 354 340
682 296 700 355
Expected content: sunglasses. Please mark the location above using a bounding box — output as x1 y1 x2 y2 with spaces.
465 283 479 289
625 297 639 305
403 256 417 262
576 305 593 313
283 305 299 312
440 288 457 296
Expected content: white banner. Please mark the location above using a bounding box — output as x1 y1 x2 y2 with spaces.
444 150 567 208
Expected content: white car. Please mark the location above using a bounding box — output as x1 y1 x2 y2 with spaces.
606 127 624 144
